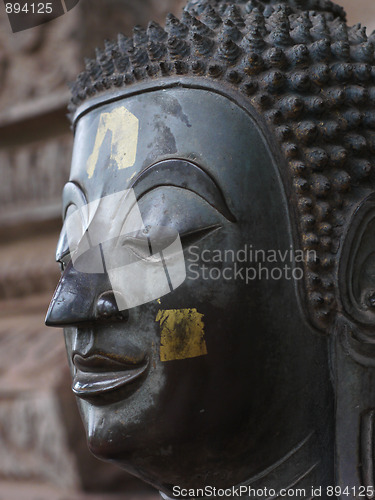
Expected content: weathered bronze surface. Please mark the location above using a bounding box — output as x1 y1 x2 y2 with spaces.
46 0 375 496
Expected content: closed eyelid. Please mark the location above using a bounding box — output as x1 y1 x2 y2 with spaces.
123 224 222 252
121 225 221 267
180 224 222 245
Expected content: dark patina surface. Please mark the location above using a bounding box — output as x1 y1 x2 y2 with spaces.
46 0 375 497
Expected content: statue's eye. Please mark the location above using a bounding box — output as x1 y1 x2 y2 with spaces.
55 182 226 275
56 230 72 273
56 203 84 273
120 224 221 264
180 225 221 248
119 227 179 265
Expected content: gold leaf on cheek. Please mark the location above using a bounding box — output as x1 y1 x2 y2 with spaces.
156 309 208 362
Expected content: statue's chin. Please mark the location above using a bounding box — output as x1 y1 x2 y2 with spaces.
86 434 251 493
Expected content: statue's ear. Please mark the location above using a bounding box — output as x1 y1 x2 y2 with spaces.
341 193 375 325
338 196 375 490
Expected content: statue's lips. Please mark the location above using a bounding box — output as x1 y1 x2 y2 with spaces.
72 354 148 398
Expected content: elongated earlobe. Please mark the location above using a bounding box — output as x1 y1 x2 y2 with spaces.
341 193 375 327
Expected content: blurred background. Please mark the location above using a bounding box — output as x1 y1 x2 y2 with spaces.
0 0 374 499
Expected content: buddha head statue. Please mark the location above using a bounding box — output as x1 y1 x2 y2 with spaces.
46 0 375 495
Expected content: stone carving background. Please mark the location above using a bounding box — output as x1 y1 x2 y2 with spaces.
0 0 371 499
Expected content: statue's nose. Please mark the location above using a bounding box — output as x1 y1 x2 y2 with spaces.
45 261 129 327
95 291 129 321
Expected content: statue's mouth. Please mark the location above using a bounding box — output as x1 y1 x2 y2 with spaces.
72 354 149 400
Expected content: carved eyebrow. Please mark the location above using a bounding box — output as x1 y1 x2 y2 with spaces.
130 159 236 223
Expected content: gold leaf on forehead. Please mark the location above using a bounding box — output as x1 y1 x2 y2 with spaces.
86 107 139 179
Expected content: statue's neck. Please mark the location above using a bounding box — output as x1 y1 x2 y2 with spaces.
160 430 333 499
238 431 331 497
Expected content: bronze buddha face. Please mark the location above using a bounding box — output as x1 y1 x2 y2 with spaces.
47 85 333 492
46 0 375 495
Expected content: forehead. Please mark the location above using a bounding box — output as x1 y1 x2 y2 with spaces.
69 87 285 222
